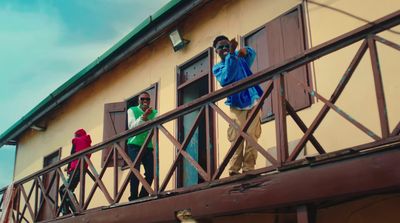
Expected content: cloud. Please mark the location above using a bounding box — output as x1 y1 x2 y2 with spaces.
0 4 115 133
0 0 170 187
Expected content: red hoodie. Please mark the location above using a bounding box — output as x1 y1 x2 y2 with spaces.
68 129 92 173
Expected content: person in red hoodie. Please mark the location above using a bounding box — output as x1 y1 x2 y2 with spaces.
60 129 92 215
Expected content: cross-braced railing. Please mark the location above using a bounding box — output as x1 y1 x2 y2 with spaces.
1 10 399 223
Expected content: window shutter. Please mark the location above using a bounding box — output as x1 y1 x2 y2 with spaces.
245 6 311 122
281 9 311 110
245 26 274 120
102 102 127 167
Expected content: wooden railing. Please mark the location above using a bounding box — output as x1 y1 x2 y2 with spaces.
1 10 399 223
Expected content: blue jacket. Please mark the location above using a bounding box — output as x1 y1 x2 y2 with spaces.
212 47 263 109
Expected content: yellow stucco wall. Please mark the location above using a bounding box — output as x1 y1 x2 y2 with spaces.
13 0 400 210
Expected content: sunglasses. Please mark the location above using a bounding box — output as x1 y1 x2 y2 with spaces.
140 98 151 101
216 44 230 50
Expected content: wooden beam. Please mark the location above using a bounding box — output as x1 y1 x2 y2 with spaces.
273 74 288 164
55 147 400 223
288 41 368 161
297 205 316 223
368 37 390 138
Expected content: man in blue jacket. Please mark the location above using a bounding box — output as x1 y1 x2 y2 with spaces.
212 35 263 176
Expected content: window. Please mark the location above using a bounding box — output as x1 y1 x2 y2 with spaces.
101 84 158 167
243 5 312 122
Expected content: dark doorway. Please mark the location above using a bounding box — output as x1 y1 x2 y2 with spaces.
177 49 215 187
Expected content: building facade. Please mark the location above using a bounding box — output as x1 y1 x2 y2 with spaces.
1 0 399 222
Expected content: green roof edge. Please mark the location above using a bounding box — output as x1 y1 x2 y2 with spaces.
0 0 184 145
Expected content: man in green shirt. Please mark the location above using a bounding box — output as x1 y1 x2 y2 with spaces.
127 91 157 201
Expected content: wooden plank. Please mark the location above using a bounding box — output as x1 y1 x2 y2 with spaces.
113 147 118 200
15 187 20 223
297 77 381 141
211 102 277 166
35 171 57 219
84 156 114 205
205 104 212 179
115 170 131 203
373 35 400 51
158 124 209 183
56 168 81 215
79 159 85 209
35 176 55 219
57 147 400 223
368 37 390 138
273 74 289 163
83 145 114 210
19 182 36 221
210 100 278 180
297 205 316 223
34 178 38 220
391 121 400 136
114 141 155 196
159 108 206 191
286 100 326 154
288 40 368 161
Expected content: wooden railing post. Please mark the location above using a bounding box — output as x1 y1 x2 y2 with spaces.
113 147 118 200
273 73 288 164
80 157 86 209
205 104 213 180
154 128 160 193
368 36 390 138
297 205 316 223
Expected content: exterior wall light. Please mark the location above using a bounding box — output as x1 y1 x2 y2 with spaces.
31 124 46 131
169 29 189 52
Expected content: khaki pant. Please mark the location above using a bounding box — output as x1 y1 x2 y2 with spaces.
227 108 262 174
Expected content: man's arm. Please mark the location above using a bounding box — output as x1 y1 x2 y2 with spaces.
240 47 256 68
127 108 145 129
212 54 239 86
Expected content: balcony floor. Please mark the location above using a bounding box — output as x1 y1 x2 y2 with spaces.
52 143 400 223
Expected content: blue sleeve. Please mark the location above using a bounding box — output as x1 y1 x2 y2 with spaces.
244 47 256 68
212 54 239 87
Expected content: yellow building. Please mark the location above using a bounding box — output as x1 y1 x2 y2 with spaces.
0 0 399 222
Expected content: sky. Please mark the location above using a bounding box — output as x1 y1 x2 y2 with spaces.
0 0 169 188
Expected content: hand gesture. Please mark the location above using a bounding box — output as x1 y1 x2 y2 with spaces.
238 48 247 57
142 107 153 121
229 38 238 54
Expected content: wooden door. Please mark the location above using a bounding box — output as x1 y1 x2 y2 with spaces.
177 49 214 187
102 102 127 167
37 149 60 220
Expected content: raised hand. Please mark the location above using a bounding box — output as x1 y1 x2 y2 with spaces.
237 48 247 57
229 38 238 54
142 107 153 121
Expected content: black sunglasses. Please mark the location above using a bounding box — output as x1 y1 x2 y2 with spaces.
216 44 230 50
140 97 151 101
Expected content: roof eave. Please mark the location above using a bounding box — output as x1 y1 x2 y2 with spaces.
0 0 208 148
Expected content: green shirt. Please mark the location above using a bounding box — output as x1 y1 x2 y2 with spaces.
127 105 157 148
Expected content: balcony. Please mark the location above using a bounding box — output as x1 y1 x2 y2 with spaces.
1 11 399 223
